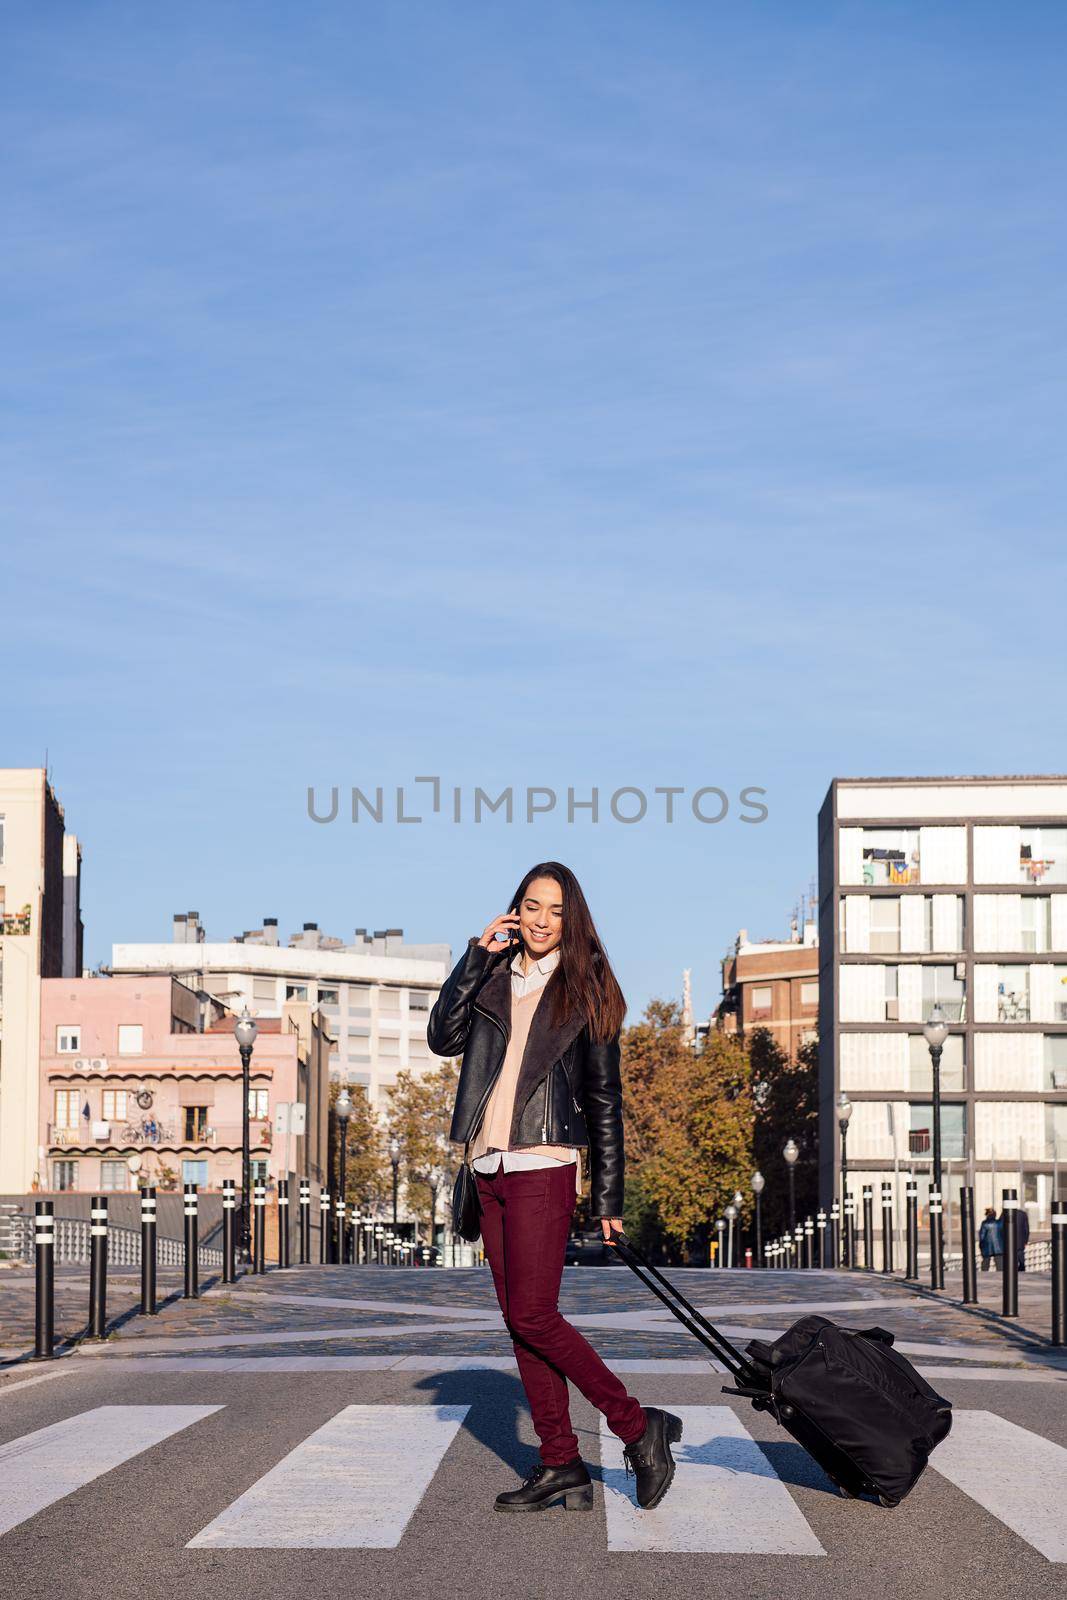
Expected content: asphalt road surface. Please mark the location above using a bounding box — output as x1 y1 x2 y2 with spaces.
0 1264 1063 1600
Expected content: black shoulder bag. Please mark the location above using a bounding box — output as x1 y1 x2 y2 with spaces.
451 1143 483 1241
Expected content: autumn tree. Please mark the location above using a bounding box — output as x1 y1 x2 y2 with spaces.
328 1081 389 1210
385 1058 460 1231
621 1000 754 1261
750 1027 819 1239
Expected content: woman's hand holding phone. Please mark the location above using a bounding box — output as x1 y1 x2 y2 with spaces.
477 912 521 951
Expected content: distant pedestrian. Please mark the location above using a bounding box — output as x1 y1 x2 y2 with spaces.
1016 1204 1031 1271
979 1208 1002 1272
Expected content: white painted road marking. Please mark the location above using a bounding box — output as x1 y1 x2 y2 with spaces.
600 1405 825 1554
0 1404 222 1535
930 1410 1067 1562
187 1403 470 1548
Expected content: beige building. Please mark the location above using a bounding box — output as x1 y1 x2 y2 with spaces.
0 770 82 1191
110 912 451 1113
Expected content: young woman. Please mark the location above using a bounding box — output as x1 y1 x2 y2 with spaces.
428 860 682 1513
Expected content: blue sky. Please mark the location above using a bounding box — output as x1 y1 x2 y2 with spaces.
3 2 1065 1022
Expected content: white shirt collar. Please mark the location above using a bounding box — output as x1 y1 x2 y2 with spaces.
509 945 561 978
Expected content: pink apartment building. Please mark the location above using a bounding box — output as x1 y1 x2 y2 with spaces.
38 975 330 1193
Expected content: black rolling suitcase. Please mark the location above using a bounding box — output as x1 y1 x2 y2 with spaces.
609 1231 952 1507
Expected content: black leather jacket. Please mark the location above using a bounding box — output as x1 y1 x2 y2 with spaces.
428 937 625 1218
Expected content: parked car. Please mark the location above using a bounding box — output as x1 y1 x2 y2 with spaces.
564 1229 612 1267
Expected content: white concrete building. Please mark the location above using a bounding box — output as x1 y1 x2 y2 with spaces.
111 914 452 1112
0 769 83 1191
818 776 1067 1236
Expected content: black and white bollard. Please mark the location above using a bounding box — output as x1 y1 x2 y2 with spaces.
830 1200 841 1267
816 1209 827 1267
336 1196 347 1264
33 1200 55 1360
88 1194 109 1339
222 1178 237 1283
905 1177 919 1280
862 1186 875 1270
881 1182 894 1274
320 1189 330 1264
277 1179 290 1269
960 1184 978 1304
140 1185 157 1315
804 1216 814 1269
928 1184 944 1290
299 1179 311 1264
843 1192 856 1268
1001 1188 1019 1318
1052 1198 1065 1346
253 1182 266 1274
183 1183 199 1299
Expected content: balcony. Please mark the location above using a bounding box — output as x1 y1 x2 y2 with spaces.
997 989 1030 1023
48 1119 271 1151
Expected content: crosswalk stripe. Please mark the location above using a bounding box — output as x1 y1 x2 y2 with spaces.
186 1403 470 1548
600 1406 825 1554
929 1410 1067 1562
0 1405 222 1536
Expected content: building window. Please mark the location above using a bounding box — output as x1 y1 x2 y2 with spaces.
861 829 920 886
377 986 401 1011
408 990 431 1010
800 981 818 1007
56 1025 81 1054
908 1102 965 1160
117 1024 143 1055
869 898 901 954
378 1034 401 1057
921 966 965 1022
285 984 308 1001
907 1033 965 1091
1045 1035 1067 1092
54 1089 81 1130
184 1106 209 1141
100 1159 127 1191
750 986 773 1017
182 1158 209 1187
250 1158 268 1184
1020 827 1067 886
995 967 1030 1023
102 1090 128 1122
1020 896 1052 953
52 1159 78 1191
253 978 276 1001
247 1088 269 1119
318 987 339 1007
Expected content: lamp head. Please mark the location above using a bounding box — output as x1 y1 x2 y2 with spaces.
783 1138 799 1166
750 1171 765 1194
234 1006 258 1051
389 1135 401 1164
836 1090 853 1126
923 1004 950 1051
336 1088 353 1123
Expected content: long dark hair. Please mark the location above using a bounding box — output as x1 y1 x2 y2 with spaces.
505 861 626 1043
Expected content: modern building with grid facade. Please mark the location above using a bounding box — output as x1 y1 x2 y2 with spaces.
818 776 1067 1238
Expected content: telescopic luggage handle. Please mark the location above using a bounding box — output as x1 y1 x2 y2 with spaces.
606 1228 758 1386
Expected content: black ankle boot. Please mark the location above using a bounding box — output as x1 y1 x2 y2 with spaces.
494 1458 594 1512
623 1407 683 1509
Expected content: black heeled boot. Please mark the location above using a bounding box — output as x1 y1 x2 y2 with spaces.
494 1458 594 1512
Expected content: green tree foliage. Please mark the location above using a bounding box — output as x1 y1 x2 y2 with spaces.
750 1027 820 1238
621 1000 754 1260
329 1080 388 1209
385 1058 460 1229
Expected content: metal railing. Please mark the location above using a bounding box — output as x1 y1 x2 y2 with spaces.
3 1212 222 1268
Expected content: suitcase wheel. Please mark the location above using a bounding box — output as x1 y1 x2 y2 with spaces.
878 1495 900 1509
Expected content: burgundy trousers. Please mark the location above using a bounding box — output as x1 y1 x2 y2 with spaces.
476 1160 647 1467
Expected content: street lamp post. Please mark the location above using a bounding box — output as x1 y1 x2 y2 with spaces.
923 1004 950 1290
838 1091 854 1267
389 1135 401 1227
336 1088 353 1265
725 1204 738 1269
428 1166 442 1262
234 1007 258 1266
750 1171 765 1267
783 1138 799 1234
